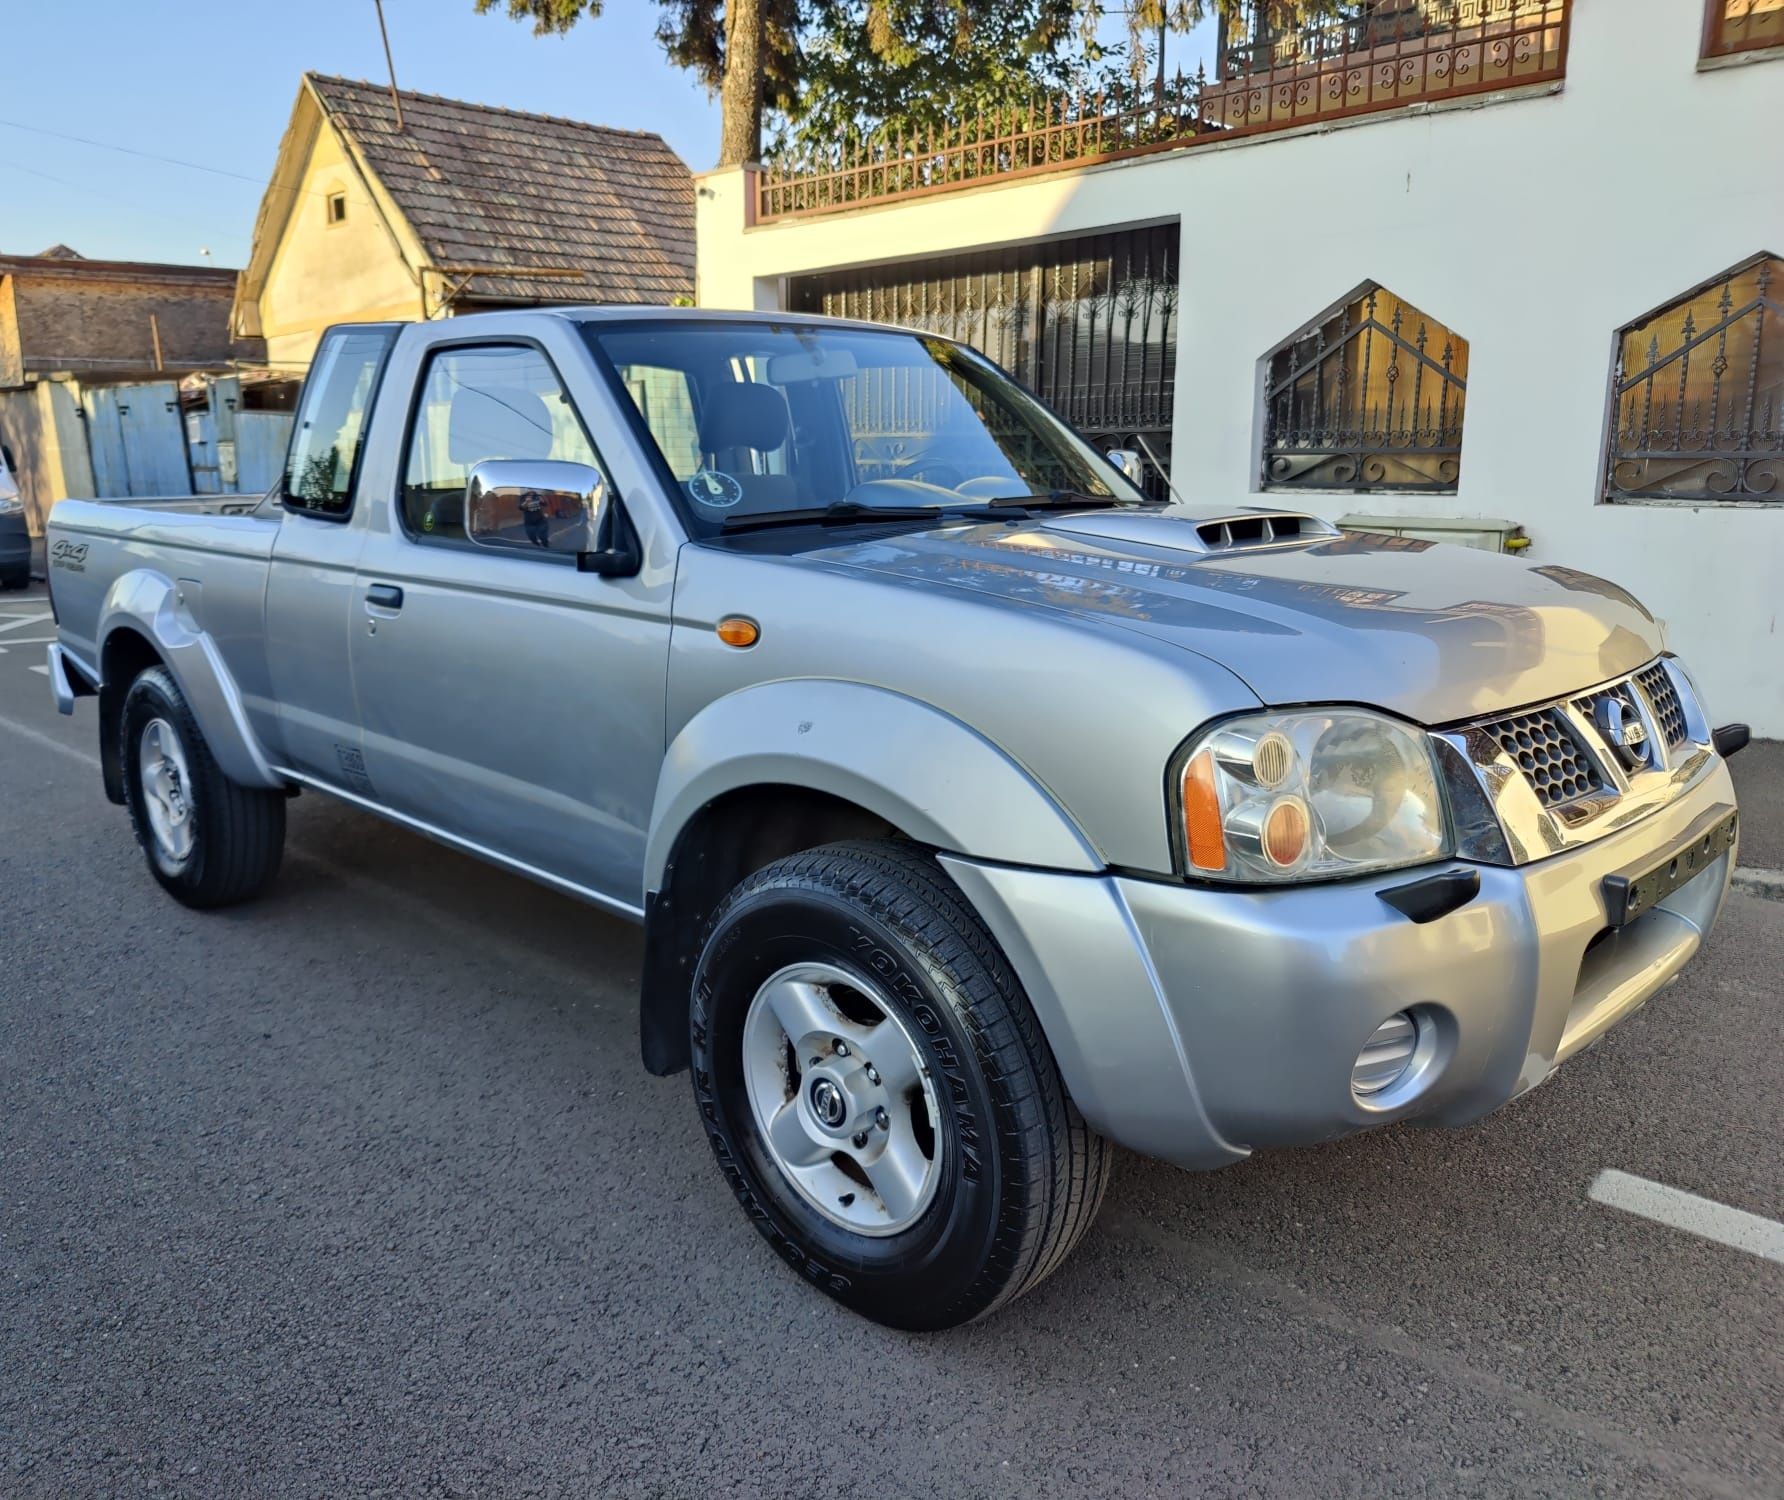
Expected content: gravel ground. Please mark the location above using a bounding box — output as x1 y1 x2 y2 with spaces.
2 581 1780 1499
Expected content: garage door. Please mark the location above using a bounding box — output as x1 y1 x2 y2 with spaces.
788 225 1178 498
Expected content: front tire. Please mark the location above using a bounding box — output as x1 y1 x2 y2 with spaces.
690 840 1111 1330
121 665 286 909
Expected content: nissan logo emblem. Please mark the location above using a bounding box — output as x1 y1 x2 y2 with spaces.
1594 696 1650 770
808 1077 848 1130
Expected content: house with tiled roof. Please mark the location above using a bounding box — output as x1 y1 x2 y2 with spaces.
232 73 695 367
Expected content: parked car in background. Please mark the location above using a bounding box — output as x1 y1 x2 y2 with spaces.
42 309 1749 1330
0 443 29 589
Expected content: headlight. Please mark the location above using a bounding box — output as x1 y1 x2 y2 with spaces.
0 496 23 515
1174 709 1449 883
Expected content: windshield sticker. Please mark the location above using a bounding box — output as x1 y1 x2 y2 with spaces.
687 470 744 510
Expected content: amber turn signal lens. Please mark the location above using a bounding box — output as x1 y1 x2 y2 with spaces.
1262 796 1311 868
1183 749 1225 871
716 616 760 648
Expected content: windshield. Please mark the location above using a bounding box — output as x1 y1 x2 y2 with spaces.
584 320 1148 537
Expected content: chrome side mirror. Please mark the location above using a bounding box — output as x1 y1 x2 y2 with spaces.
1106 448 1146 486
465 458 607 558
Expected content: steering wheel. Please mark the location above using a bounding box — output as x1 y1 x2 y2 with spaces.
901 458 969 491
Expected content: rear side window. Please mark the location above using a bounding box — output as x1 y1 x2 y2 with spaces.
282 325 397 518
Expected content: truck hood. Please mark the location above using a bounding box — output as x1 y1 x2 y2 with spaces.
803 509 1664 725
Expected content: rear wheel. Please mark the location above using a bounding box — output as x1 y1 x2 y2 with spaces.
121 666 285 908
0 564 27 591
690 839 1111 1330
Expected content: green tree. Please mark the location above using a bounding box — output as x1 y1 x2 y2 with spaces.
788 1 1082 147
475 0 797 166
476 0 1342 165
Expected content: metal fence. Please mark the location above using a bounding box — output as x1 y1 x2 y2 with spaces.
756 0 1571 221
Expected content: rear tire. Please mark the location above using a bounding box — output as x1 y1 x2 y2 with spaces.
121 665 285 909
690 839 1111 1330
0 565 27 591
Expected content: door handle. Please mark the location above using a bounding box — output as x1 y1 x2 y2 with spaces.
365 584 404 611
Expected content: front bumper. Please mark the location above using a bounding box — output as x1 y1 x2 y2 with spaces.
941 756 1736 1171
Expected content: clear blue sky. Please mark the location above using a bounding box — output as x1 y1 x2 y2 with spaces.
0 0 722 268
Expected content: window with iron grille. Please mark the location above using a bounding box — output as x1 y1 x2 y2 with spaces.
1701 0 1782 58
1219 0 1557 76
1261 284 1469 492
1605 253 1781 505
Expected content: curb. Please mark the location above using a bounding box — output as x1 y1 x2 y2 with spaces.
1732 867 1784 902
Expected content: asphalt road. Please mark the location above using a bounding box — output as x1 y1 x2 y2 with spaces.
2 578 1780 1499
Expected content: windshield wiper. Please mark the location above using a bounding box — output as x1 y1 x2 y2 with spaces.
985 489 1146 511
721 499 1015 534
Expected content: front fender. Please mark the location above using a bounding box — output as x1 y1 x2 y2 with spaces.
99 569 283 790
645 679 1101 893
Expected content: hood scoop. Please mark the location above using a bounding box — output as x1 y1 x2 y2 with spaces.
1041 507 1341 556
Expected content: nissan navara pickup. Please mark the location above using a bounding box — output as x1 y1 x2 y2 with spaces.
44 310 1747 1330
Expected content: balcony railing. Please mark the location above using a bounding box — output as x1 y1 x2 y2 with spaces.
1702 0 1782 58
756 0 1571 222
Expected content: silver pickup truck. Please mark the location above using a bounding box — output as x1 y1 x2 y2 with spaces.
44 309 1746 1330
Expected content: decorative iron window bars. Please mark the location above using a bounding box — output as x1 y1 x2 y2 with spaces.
1262 285 1468 493
1701 0 1782 58
1606 254 1782 504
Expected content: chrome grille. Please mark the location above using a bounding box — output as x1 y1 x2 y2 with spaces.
1636 662 1688 747
1571 681 1640 731
1444 657 1712 867
1482 708 1604 808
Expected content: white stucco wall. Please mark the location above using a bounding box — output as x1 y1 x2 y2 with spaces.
696 0 1784 733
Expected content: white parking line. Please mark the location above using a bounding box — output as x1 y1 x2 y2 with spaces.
0 638 56 652
0 709 96 769
29 664 48 676
0 611 52 633
1589 1169 1784 1265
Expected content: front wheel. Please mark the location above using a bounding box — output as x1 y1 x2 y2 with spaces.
690 840 1111 1330
121 665 286 909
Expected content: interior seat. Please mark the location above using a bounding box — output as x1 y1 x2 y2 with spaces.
696 382 804 513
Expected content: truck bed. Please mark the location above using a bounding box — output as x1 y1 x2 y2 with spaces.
46 498 281 680
82 491 275 517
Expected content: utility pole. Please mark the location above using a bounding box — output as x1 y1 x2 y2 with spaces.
374 0 406 131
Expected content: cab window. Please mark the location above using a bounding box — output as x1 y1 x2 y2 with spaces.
616 363 702 480
401 344 599 543
282 325 397 518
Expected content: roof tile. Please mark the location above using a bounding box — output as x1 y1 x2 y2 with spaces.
306 73 694 306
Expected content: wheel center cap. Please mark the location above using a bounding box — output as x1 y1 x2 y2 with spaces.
808 1076 848 1130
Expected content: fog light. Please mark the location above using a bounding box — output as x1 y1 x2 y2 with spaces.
1352 1011 1418 1096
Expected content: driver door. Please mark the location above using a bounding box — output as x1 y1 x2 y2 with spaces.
349 335 670 908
